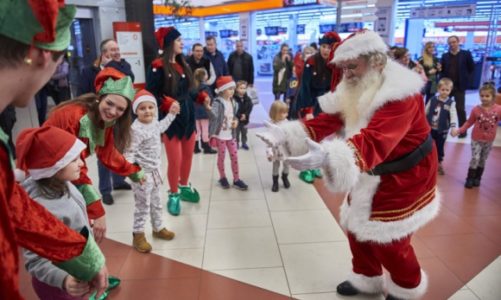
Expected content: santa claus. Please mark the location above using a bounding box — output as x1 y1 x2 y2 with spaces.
258 30 439 300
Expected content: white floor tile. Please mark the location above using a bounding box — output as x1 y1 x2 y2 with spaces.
280 241 353 294
152 248 204 268
465 256 501 300
294 292 384 300
203 227 282 270
449 289 481 300
208 200 272 229
212 267 291 296
265 185 327 211
210 184 266 201
271 210 346 244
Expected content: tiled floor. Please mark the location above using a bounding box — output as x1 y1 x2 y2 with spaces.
18 79 501 299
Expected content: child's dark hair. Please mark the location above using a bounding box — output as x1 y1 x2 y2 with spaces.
36 177 69 199
479 82 496 99
236 80 248 88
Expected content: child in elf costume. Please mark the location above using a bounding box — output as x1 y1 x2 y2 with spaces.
44 67 145 242
124 90 180 252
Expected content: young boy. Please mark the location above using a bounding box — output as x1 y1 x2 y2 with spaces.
234 80 253 150
425 77 458 175
124 90 180 252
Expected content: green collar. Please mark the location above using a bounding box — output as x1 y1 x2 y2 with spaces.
0 128 15 170
78 114 115 154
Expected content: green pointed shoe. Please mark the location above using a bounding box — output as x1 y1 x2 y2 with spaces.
89 276 121 299
179 184 200 203
167 192 181 216
312 168 323 178
299 170 315 184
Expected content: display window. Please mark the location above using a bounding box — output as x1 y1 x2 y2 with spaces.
154 16 201 55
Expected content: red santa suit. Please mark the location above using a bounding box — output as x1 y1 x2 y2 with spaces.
277 31 439 299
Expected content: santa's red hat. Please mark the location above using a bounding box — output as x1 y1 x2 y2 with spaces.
331 29 388 64
15 126 86 180
155 26 181 54
215 76 236 94
132 89 157 113
319 31 341 46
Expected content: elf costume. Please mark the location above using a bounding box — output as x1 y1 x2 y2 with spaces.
0 2 105 299
146 27 207 215
43 67 144 219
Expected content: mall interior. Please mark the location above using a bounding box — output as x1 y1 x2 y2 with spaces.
10 0 501 299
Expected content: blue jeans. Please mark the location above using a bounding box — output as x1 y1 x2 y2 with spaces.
97 160 127 195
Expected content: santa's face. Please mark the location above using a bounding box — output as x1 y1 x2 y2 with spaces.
338 57 369 86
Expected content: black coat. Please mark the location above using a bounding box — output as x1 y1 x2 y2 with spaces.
78 59 135 95
440 50 475 92
233 94 253 125
227 51 254 85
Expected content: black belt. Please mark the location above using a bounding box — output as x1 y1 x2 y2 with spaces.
367 134 433 176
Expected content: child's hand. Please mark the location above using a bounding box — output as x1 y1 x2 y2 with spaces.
305 113 314 121
240 114 246 121
450 128 459 137
203 96 212 109
169 102 180 115
231 119 239 129
64 275 90 297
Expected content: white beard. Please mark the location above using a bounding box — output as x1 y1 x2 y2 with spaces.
335 70 383 136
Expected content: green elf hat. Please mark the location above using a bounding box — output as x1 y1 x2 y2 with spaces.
0 0 76 51
94 67 135 102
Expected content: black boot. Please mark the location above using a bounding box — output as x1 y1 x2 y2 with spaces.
473 167 484 187
272 175 279 192
202 141 217 154
194 141 201 154
386 295 404 300
465 168 476 189
282 173 290 189
336 281 359 296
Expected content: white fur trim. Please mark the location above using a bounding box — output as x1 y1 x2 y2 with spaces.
28 139 86 180
348 271 385 294
14 168 26 182
215 81 236 94
386 269 428 299
133 95 157 113
279 120 310 156
321 139 360 193
339 174 441 243
332 31 388 64
319 60 424 139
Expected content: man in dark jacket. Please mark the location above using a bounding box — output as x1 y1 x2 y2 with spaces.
79 38 135 205
187 43 216 86
440 35 475 137
204 36 228 85
227 40 254 87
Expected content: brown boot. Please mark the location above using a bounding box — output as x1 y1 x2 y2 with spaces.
153 228 175 240
133 232 152 253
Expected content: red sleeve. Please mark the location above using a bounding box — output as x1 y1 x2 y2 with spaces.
458 106 478 134
348 96 426 171
0 149 86 263
303 113 344 142
95 127 141 176
43 104 84 136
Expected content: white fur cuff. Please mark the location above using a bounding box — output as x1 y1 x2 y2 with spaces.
348 271 385 294
386 269 428 299
321 139 360 193
279 121 310 156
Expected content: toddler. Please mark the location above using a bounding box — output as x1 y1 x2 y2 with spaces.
124 89 180 250
234 80 254 150
267 101 291 192
451 83 501 188
425 77 457 175
193 68 216 154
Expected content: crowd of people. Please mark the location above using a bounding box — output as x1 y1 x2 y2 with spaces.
1 1 501 300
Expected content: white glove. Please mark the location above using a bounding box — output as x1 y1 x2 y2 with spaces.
286 138 329 171
255 121 286 148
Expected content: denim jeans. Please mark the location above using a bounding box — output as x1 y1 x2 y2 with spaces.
97 160 127 195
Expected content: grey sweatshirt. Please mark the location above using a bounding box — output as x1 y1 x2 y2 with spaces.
21 177 90 289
